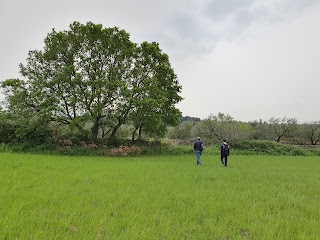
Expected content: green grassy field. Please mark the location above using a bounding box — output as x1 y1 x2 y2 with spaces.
1 152 319 239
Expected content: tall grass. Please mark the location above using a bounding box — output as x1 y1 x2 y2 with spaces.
1 153 319 239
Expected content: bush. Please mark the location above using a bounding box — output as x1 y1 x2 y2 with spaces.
307 146 320 156
141 145 190 155
0 122 17 143
231 140 310 156
0 144 12 152
3 140 316 157
109 145 143 156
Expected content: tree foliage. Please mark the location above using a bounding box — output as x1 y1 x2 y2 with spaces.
167 121 195 140
267 117 297 142
189 113 254 143
180 116 201 123
295 122 320 145
129 41 182 141
1 22 182 144
168 113 319 147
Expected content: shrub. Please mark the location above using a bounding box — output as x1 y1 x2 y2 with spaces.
307 146 320 156
0 144 12 152
231 140 309 156
109 145 143 156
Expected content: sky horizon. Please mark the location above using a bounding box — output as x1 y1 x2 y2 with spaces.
1 0 320 123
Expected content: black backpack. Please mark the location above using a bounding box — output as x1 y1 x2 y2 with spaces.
221 143 229 154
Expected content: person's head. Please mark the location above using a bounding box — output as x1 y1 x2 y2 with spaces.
223 139 227 142
197 137 201 140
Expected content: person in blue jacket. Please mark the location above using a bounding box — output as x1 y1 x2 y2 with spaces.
193 137 204 166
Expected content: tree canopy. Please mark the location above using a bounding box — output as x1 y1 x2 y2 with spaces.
1 21 182 144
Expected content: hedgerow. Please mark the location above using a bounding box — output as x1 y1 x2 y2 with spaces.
230 140 312 156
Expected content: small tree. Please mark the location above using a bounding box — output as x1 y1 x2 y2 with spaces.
249 119 274 140
297 122 320 145
268 117 297 142
167 121 194 140
192 113 254 143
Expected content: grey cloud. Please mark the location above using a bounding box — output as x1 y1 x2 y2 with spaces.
166 12 208 42
161 0 320 59
234 9 255 26
145 9 217 59
154 0 258 58
204 0 255 19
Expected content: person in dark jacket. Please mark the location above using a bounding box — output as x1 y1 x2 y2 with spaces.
193 137 204 166
220 140 230 167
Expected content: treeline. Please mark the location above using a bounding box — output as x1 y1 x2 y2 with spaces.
180 116 201 123
167 113 320 146
1 109 319 148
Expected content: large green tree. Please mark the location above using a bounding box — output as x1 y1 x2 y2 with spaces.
1 22 182 144
130 42 182 141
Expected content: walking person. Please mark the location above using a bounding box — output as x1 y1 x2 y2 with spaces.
194 137 204 166
220 139 230 167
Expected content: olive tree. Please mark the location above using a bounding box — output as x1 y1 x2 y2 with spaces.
296 122 320 145
268 117 297 142
192 113 254 143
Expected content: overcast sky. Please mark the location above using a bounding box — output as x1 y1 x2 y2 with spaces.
1 0 320 122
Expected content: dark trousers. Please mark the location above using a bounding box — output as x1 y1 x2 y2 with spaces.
221 155 228 167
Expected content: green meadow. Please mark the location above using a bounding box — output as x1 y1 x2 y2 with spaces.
1 152 319 239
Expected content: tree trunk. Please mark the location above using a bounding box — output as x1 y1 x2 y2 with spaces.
108 112 129 144
138 125 143 140
276 135 282 142
91 121 99 143
108 123 121 144
132 127 138 142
